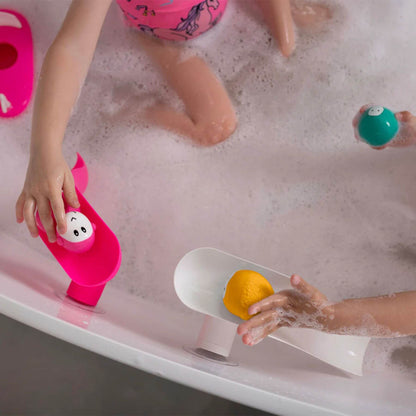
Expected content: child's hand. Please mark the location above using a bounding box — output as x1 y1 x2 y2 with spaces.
353 105 416 149
237 274 334 346
15 151 79 243
391 111 416 147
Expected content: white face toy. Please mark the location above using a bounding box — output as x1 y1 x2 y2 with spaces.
57 210 96 253
367 106 384 116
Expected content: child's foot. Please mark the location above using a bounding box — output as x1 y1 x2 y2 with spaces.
291 1 332 31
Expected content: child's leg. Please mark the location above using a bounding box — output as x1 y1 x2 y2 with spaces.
137 34 237 146
290 0 332 30
257 0 332 57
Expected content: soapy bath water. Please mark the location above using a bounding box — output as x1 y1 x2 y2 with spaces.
2 0 416 377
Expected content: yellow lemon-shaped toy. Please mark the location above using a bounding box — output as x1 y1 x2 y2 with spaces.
223 270 274 320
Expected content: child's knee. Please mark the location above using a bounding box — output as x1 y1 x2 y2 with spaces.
198 115 237 145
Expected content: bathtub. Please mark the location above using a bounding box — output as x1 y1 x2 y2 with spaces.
2 0 416 415
1 234 415 416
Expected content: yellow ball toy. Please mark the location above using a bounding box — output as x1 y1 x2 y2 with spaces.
223 270 274 320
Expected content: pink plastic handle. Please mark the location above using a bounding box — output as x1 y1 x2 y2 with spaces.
0 9 33 117
71 153 88 194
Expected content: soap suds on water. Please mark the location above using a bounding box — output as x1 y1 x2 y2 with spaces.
3 0 416 378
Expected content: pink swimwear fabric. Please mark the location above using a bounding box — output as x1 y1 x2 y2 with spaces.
116 0 228 41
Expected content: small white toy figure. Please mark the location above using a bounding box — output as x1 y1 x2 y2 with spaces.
56 209 96 253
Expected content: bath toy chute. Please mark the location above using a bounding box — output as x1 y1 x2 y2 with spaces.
174 248 370 376
71 153 89 194
35 154 121 306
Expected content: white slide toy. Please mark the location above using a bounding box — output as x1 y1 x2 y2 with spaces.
174 247 370 376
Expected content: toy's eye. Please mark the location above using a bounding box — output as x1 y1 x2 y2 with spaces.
81 227 87 233
74 230 79 237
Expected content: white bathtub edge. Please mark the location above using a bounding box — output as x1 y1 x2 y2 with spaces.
0 292 346 416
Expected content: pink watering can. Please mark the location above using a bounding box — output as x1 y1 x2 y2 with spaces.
36 154 122 306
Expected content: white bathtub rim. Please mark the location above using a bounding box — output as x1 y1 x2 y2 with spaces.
0 291 347 416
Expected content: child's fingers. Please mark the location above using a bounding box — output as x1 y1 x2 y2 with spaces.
238 308 282 336
352 112 361 128
15 192 25 223
359 104 372 113
242 319 286 346
352 104 372 127
37 197 56 243
395 111 414 123
290 274 326 305
247 293 288 316
50 191 67 235
63 172 80 208
247 325 281 346
23 197 38 237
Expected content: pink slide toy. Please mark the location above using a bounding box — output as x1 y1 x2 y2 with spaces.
0 9 33 117
35 154 122 306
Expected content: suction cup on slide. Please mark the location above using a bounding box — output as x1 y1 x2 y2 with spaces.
183 315 239 366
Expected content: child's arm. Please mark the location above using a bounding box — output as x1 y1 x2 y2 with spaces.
330 291 416 336
238 274 416 345
15 0 112 243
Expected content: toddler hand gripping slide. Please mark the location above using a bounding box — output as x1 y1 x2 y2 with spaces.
36 154 122 306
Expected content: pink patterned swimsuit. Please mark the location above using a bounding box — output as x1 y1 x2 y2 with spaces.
116 0 228 41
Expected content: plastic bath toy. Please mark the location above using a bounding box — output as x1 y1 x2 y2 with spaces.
223 270 274 320
57 209 96 253
0 9 33 117
357 106 399 148
174 248 371 375
35 154 121 306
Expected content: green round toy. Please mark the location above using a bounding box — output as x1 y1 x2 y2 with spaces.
357 106 399 147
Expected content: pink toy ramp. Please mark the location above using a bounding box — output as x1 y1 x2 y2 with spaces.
0 9 33 117
71 152 89 194
36 154 121 306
